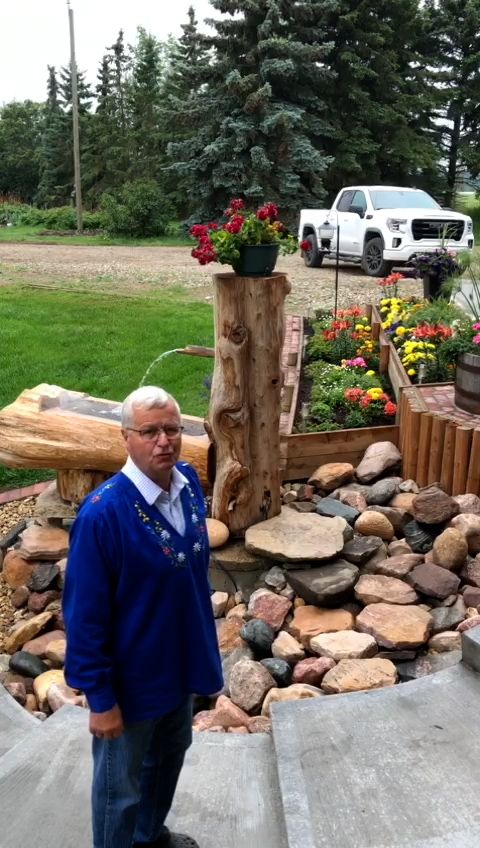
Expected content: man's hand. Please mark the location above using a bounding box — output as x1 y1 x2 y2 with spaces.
90 705 124 740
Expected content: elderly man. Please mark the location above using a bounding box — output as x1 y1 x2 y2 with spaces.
63 386 223 848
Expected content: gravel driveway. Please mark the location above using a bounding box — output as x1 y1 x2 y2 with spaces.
0 243 423 314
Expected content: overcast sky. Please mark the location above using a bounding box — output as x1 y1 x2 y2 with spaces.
1 0 214 105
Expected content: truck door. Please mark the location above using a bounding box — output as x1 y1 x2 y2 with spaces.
337 189 367 255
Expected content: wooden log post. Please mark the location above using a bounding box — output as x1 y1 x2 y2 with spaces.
452 426 473 496
466 429 480 495
207 272 291 534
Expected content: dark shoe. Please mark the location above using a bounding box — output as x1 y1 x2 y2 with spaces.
133 834 199 848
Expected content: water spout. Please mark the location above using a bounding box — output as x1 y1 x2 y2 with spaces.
139 349 181 388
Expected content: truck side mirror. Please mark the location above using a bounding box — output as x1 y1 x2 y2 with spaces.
349 205 365 218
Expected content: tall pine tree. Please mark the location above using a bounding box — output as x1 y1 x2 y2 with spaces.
0 101 43 202
127 28 165 181
36 66 70 207
168 0 334 221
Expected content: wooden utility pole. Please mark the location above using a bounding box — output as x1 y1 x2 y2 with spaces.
67 0 83 233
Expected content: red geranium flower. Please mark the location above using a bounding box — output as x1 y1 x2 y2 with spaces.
385 401 397 416
300 240 310 251
345 388 365 402
190 224 209 238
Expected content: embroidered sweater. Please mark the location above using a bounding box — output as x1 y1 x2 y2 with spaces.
62 463 223 723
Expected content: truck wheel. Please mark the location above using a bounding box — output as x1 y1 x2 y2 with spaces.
362 237 393 277
302 234 324 268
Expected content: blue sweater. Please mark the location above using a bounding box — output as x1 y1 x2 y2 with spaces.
62 463 223 723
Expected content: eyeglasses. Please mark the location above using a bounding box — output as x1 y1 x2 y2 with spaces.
126 426 184 442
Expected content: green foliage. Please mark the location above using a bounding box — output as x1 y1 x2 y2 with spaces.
1 204 104 231
101 179 174 237
303 361 395 431
0 101 43 203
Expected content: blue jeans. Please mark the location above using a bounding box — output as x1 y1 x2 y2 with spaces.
92 697 193 848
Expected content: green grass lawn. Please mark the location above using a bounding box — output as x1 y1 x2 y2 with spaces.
0 225 192 247
0 286 214 490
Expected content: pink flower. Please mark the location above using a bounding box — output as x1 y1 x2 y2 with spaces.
473 323 480 331
473 334 480 345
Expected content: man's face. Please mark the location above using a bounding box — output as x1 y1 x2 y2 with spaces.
121 401 182 483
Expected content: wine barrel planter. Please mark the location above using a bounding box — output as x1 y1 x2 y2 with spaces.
455 353 480 414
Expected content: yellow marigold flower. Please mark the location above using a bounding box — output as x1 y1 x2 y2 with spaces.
366 370 375 376
426 343 435 349
364 325 371 331
407 368 416 376
396 326 407 335
355 324 364 331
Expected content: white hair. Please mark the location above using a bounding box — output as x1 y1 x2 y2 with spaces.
121 386 181 428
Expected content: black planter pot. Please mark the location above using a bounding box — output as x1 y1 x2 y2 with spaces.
232 243 279 277
455 352 480 414
422 274 444 300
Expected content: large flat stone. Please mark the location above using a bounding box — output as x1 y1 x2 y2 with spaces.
321 658 397 693
289 606 354 648
310 630 378 661
406 562 461 600
18 525 69 560
356 603 433 649
245 507 347 563
354 574 418 605
286 561 359 607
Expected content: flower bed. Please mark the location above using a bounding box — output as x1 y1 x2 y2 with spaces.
296 307 398 433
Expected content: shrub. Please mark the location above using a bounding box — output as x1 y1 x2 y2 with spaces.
101 180 174 238
0 203 105 231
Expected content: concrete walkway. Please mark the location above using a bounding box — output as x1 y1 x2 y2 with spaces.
1 629 480 848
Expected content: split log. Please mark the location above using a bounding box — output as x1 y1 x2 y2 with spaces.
207 272 291 533
0 384 214 491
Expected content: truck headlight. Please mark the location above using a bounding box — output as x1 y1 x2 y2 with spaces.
467 219 473 233
387 218 407 233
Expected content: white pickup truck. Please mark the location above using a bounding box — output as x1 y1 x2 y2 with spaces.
298 185 474 277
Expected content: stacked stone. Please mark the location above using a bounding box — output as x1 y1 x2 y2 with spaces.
202 442 480 733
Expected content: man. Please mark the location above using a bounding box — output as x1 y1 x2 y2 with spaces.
63 386 223 848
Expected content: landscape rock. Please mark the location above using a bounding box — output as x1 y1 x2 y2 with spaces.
216 618 245 655
247 716 272 734
412 487 459 524
403 521 435 554
286 561 359 607
449 514 480 555
355 442 402 483
22 629 66 658
354 574 418 605
210 541 272 573
0 655 11 673
397 651 462 682
321 658 397 694
366 479 398 506
308 462 354 491
406 562 460 600
248 589 292 631
364 505 406 536
239 619 275 659
460 558 480 588
4 681 26 706
342 536 384 565
261 684 325 717
245 508 347 562
226 604 247 621
311 630 378 661
288 501 317 514
45 639 67 667
211 591 229 618
453 494 480 515
2 551 38 590
9 651 49 678
27 589 62 615
28 562 60 593
356 603 433 649
430 607 465 634
264 567 287 591
428 631 462 652
271 631 305 665
282 491 298 505
47 683 86 713
206 518 229 549
18 525 69 560
372 554 424 579
24 693 38 713
34 482 77 520
213 695 251 729
432 528 468 571
260 658 293 688
10 586 30 608
206 726 226 733
289 605 354 648
355 511 394 541
33 669 66 711
193 710 216 731
361 544 389 574
457 615 480 633
292 657 336 686
336 490 368 512
390 493 417 514
229 660 276 714
399 480 419 494
222 647 254 696
5 611 54 655
388 540 413 556
462 586 480 608
315 499 359 525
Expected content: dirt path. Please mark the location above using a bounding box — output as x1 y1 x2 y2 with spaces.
0 243 423 314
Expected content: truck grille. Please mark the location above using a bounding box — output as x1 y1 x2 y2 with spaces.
411 218 465 242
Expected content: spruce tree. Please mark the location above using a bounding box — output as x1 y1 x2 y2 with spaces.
127 28 165 181
36 66 70 207
0 101 43 202
168 0 334 221
423 0 480 203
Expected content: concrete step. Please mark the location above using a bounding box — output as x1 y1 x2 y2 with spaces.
272 661 480 848
0 682 40 759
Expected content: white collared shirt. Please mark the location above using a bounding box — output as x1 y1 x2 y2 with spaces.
121 457 188 536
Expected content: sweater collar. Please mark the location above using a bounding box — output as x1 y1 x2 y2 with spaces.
121 457 188 506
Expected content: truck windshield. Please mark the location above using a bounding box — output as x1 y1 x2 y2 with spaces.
369 190 440 210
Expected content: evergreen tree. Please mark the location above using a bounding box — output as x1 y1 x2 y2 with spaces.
163 6 211 99
168 0 334 221
423 0 480 204
0 101 43 202
36 66 70 207
127 28 165 181
318 0 439 195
